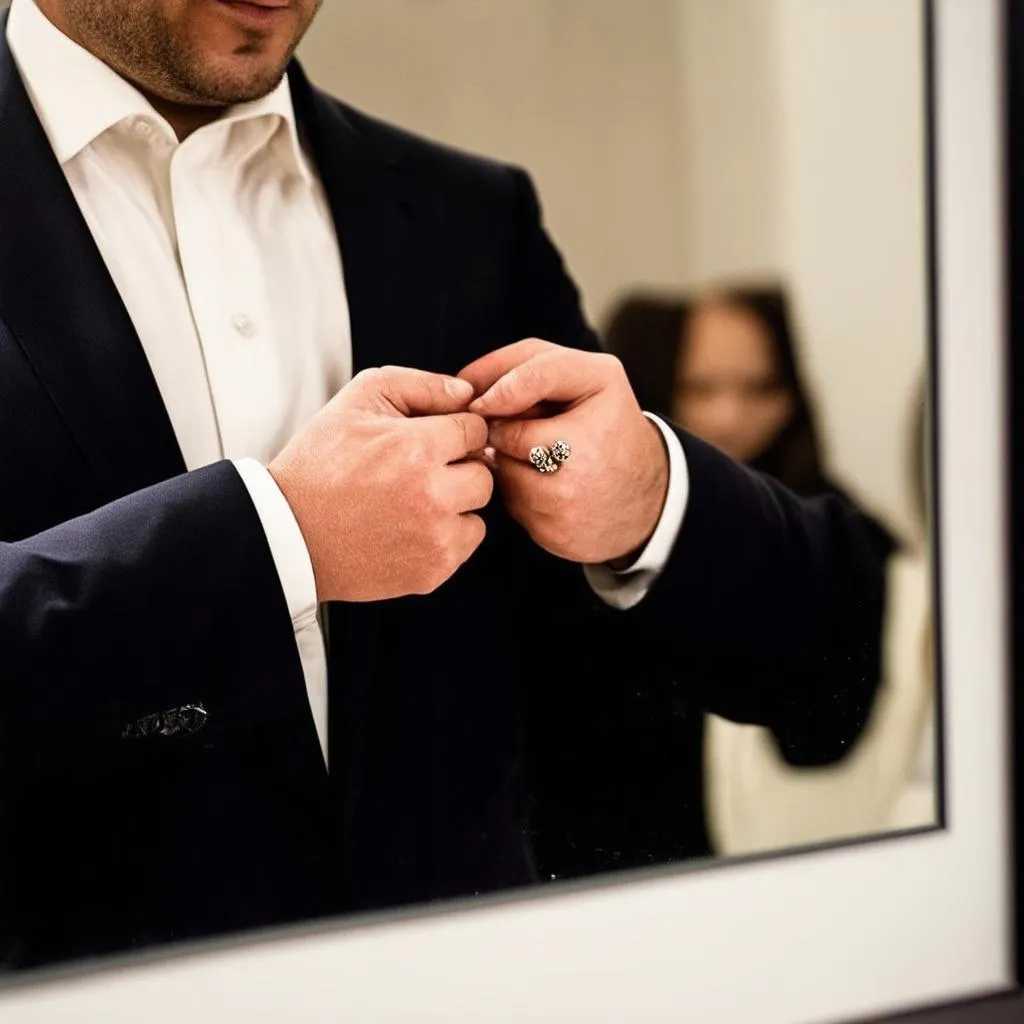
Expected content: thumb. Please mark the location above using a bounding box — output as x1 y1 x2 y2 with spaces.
353 366 475 416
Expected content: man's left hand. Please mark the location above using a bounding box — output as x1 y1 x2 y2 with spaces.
459 339 669 566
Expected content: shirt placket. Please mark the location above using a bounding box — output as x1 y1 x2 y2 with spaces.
169 125 283 463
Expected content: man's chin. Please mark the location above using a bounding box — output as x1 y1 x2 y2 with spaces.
180 64 289 107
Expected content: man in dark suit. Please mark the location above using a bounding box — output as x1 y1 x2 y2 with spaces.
0 0 886 969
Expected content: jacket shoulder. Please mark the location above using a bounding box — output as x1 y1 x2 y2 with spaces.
317 90 525 201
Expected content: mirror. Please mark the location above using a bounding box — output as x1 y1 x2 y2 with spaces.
0 0 935 980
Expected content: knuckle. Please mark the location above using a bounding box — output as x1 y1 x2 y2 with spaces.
353 366 392 406
417 538 451 594
417 373 441 408
475 514 488 544
499 419 525 451
352 366 383 391
513 421 535 453
408 452 432 480
403 453 434 494
420 564 445 595
494 370 516 401
428 534 461 587
464 469 493 512
596 351 625 379
442 541 464 577
480 467 496 505
404 432 433 468
422 474 449 516
423 576 446 596
414 572 442 596
466 518 486 555
467 413 489 447
460 514 486 553
520 360 544 389
524 337 556 356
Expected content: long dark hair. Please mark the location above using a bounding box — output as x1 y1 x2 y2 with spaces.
604 285 831 497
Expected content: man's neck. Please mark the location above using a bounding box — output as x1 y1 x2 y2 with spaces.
32 0 225 141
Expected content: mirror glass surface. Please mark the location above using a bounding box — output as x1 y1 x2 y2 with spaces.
0 0 936 980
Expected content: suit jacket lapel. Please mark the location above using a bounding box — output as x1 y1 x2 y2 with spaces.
289 65 449 827
0 12 187 502
288 62 445 378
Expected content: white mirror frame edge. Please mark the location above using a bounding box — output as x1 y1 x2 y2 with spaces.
0 1 1011 1021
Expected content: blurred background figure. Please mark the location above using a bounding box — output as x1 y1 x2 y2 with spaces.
604 286 934 853
703 378 935 852
605 284 898 557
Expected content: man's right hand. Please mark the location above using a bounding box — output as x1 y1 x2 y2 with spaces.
268 367 493 602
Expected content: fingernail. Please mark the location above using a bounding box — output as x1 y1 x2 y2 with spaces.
446 378 474 401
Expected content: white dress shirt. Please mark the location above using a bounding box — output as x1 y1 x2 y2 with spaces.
6 0 689 767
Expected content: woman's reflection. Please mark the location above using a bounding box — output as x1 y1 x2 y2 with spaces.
606 285 897 560
604 288 933 857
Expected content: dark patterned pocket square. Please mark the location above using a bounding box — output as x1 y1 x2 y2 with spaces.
122 702 208 740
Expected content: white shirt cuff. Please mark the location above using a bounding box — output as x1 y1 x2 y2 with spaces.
232 458 319 629
583 413 689 610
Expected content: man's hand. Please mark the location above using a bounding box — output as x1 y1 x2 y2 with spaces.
459 339 669 566
269 367 492 602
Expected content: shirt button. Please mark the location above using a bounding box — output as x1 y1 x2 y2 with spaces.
231 313 257 338
132 120 153 140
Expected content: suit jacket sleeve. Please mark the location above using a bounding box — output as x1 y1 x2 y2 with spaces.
0 461 310 790
503 166 887 764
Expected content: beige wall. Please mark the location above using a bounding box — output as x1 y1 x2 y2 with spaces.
298 0 690 328
300 0 927 535
775 0 927 537
673 0 783 282
672 0 926 534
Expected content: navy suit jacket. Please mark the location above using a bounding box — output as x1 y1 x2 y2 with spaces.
0 20 887 970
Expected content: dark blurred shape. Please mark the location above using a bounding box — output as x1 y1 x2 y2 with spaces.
604 284 898 555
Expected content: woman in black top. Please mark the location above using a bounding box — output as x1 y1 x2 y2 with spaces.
606 286 898 557
559 285 900 871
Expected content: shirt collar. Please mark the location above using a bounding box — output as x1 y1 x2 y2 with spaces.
5 0 312 182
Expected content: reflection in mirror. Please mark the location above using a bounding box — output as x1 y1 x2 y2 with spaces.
0 0 935 979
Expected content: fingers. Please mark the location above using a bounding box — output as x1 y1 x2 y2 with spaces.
452 512 487 568
417 411 490 462
470 445 498 471
353 366 476 416
442 460 495 513
458 338 556 397
468 348 619 419
486 415 573 464
490 451 563 514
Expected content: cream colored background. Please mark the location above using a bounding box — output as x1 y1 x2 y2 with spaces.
299 0 927 538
